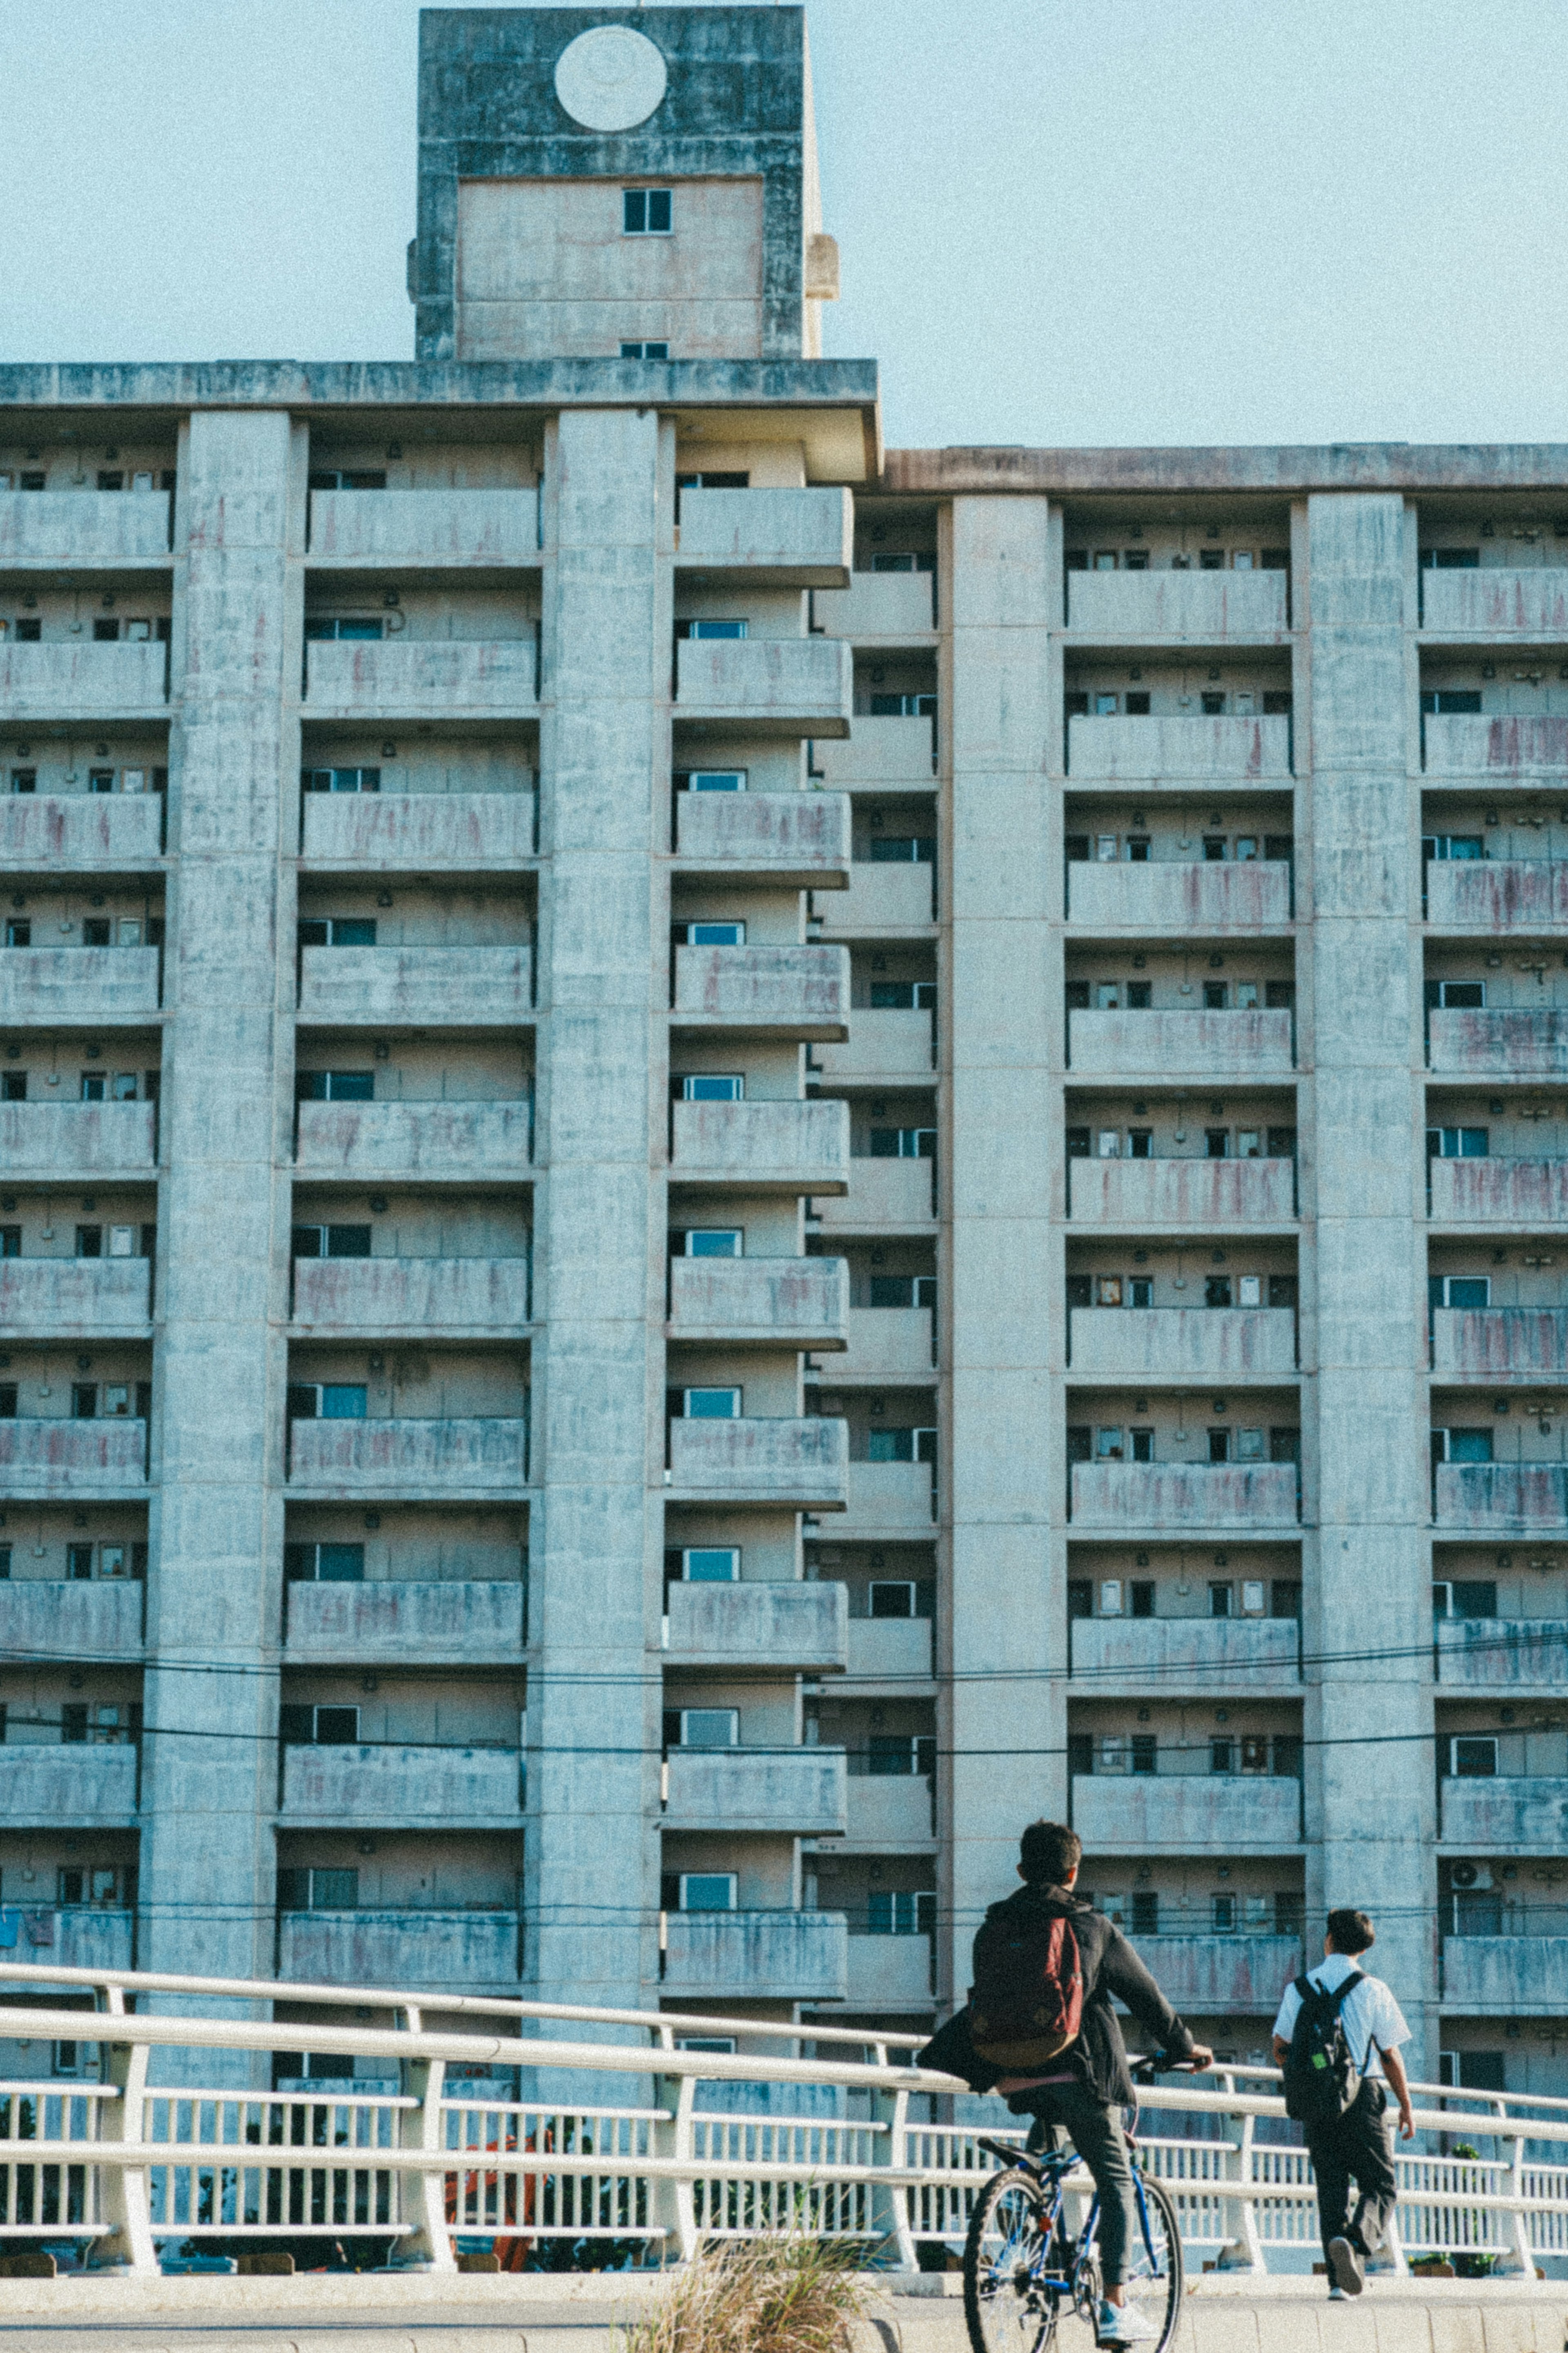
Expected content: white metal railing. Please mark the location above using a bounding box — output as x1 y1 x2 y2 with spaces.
0 1963 1564 2276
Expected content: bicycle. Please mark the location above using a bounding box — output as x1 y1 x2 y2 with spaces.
961 2058 1190 2353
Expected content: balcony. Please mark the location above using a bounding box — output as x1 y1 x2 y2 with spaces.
1133 1935 1302 2014
1440 1776 1568 1850
663 1747 846 1836
1424 714 1568 781
0 1101 156 1182
842 1462 936 1535
307 488 540 568
1066 716 1291 783
0 642 167 719
1426 861 1568 930
297 946 531 1026
674 637 852 738
0 795 163 868
1421 569 1568 635
664 1580 849 1672
1435 1619 1568 1689
0 488 171 567
846 1935 933 2008
812 1159 935 1234
662 1910 848 2003
288 1417 529 1497
846 1774 932 1845
278 1908 520 1996
670 1097 848 1196
1432 1308 1568 1380
821 863 935 935
666 1416 847 1510
1440 1935 1568 2013
1434 1465 1568 1532
10 1909 136 1976
292 1256 530 1338
834 1307 935 1385
1071 1773 1301 1849
846 1617 933 1683
1428 1158 1568 1224
1067 862 1290 929
284 1579 524 1664
0 947 160 1023
0 1418 146 1497
301 792 535 869
671 944 848 1040
1070 1617 1299 1684
1428 1009 1568 1076
815 572 936 641
1070 1308 1295 1379
1071 1463 1298 1530
814 1009 935 1084
1070 1156 1294 1227
815 716 937 789
295 1099 532 1181
675 487 852 587
1065 571 1288 640
304 640 537 718
667 1257 847 1349
1069 1010 1293 1077
280 1742 522 1826
0 1742 137 1824
675 790 851 887
0 1578 142 1660
0 1258 150 1338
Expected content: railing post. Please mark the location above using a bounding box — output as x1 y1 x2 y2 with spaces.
1220 2079 1265 2273
868 2041 917 2273
390 2005 456 2273
1497 2100 1535 2276
652 2029 697 2266
87 1985 157 2275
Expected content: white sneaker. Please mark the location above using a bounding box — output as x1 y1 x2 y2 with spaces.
1328 2236 1366 2297
1098 2302 1157 2345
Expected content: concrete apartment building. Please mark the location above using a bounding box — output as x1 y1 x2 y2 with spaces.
0 2 1563 2099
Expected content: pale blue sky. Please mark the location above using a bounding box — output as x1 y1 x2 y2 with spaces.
4 0 1566 452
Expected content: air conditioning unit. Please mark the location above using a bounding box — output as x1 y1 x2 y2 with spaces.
1451 1861 1493 1891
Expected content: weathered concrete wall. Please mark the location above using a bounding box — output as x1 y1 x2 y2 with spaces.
0 1102 156 1179
1070 1617 1299 1681
1067 861 1291 928
285 1577 524 1662
1439 1777 1568 1850
308 487 539 564
677 487 851 580
1069 1307 1296 1378
0 641 166 717
1422 567 1568 633
662 1908 846 2000
664 1577 846 1669
1428 1156 1568 1222
1423 713 1568 777
664 1746 845 1833
292 1255 530 1336
297 943 531 1024
1071 1772 1301 1850
304 639 536 714
1066 714 1290 781
1131 1934 1302 2014
278 1907 521 1993
0 1577 143 1660
1441 1935 1568 2012
1435 1619 1568 1687
668 1414 846 1505
0 1743 138 1823
280 1741 522 1823
1065 569 1287 638
675 788 850 875
0 1258 150 1334
667 1254 846 1343
0 947 159 1021
1070 1463 1299 1528
0 488 170 563
301 791 535 867
1436 1464 1568 1530
1069 1155 1294 1225
1069 1009 1294 1074
0 1418 146 1494
295 1099 532 1179
669 1097 848 1187
674 637 851 730
672 941 847 1029
0 795 163 866
1432 1307 1568 1377
288 1415 529 1494
1425 860 1568 928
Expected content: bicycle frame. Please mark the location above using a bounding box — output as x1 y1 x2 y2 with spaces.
991 2139 1169 2288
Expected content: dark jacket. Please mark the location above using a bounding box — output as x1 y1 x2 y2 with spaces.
920 1883 1197 2110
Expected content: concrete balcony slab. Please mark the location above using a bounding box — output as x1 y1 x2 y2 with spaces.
1432 1307 1568 1380
663 1746 846 1835
307 488 540 567
280 1741 523 1826
0 489 171 567
671 943 848 1039
298 944 531 1026
1072 1772 1301 1850
815 716 937 788
1069 1155 1294 1226
1422 568 1568 635
0 947 160 1023
819 862 935 935
1069 1617 1299 1686
0 794 163 868
1428 1009 1568 1075
295 1099 532 1181
670 1097 848 1195
292 1255 530 1337
832 1306 934 1385
1071 1463 1299 1530
1440 1776 1568 1851
0 1743 137 1825
675 789 850 887
846 1774 932 1845
1427 859 1568 929
288 1416 529 1498
666 1416 847 1509
674 637 852 738
1070 1307 1296 1380
1067 715 1291 783
0 1258 150 1338
0 1101 156 1183
846 1934 933 2008
814 1008 934 1084
846 1618 933 1684
662 1910 847 2002
1132 1934 1302 2014
664 1579 848 1671
1436 1619 1568 1688
1424 713 1568 779
1069 1010 1293 1077
284 1579 524 1664
1434 1464 1568 1532
812 1158 935 1233
0 1577 142 1660
815 571 936 641
301 791 535 868
0 1418 146 1497
668 1256 847 1348
0 642 167 719
1429 1157 1568 1224
7 1909 136 1977
278 1908 521 1994
1067 861 1291 929
1440 1935 1568 2013
1066 571 1288 639
675 487 852 587
841 1462 936 1536
305 639 537 717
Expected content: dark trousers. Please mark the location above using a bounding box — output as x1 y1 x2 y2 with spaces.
1022 2086 1137 2291
1305 2080 1398 2268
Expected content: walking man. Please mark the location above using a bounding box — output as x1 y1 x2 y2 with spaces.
1272 1907 1416 2298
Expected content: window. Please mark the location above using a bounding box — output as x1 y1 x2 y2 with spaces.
682 770 747 792
1125 696 1150 718
278 1866 360 1910
66 1543 94 1580
307 471 388 491
1272 1580 1302 1619
1095 693 1118 716
1127 1131 1152 1160
682 1387 741 1419
1130 1581 1155 1617
298 918 376 948
623 188 673 234
1067 1578 1092 1619
869 1734 935 1776
679 1873 736 1912
869 1580 916 1618
684 1229 742 1258
1425 549 1481 571
869 1275 936 1308
1449 1736 1498 1778
681 1547 739 1583
1428 980 1484 1010
1434 1427 1493 1465
303 767 381 794
1209 1581 1233 1619
1093 552 1117 572
1427 1127 1488 1158
59 1866 124 1908
1130 1429 1154 1461
0 1387 15 1419
1430 1276 1490 1310
1236 1427 1266 1460
1433 1579 1497 1620
12 617 41 641
1200 691 1225 715
1203 982 1229 1010
676 2036 737 2053
304 616 384 641
1423 834 1485 862
280 1705 361 1746
5 920 31 948
286 1383 368 1421
292 1224 373 1260
0 1072 23 1102
1238 1275 1262 1308
869 691 936 717
284 1542 366 1583
867 1427 937 1463
1094 1275 1123 1307
9 769 36 794
868 1126 935 1159
867 1891 935 1936
72 1383 98 1419
665 1708 738 1749
680 1074 743 1102
1208 1430 1230 1463
1205 1276 1232 1308
1129 1890 1160 1936
1126 981 1151 1009
297 1070 375 1102
683 921 745 948
1095 1427 1125 1461
677 618 747 640
620 341 670 360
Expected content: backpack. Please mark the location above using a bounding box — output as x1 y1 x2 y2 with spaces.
1281 1972 1364 2128
969 1905 1084 2070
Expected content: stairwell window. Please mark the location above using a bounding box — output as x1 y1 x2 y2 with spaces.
305 617 384 641
682 1387 741 1418
678 1873 736 1912
287 1383 368 1421
278 1867 359 1910
303 767 381 794
299 919 377 948
680 1074 743 1102
292 1225 372 1260
680 769 747 792
867 1891 934 1936
280 1705 360 1745
624 189 673 234
620 342 670 360
297 1071 375 1102
1449 1736 1498 1778
677 619 747 639
684 1230 742 1258
664 1708 738 1749
678 1547 739 1582
683 922 745 947
285 1542 366 1582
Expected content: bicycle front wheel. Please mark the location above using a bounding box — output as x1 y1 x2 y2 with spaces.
1115 2169 1183 2353
963 2166 1058 2353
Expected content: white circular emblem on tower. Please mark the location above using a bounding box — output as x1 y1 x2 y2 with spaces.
554 26 668 132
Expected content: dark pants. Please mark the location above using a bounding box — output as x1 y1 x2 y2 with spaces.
1305 2080 1398 2269
1021 2086 1137 2291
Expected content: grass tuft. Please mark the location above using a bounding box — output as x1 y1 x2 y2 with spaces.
620 2233 871 2353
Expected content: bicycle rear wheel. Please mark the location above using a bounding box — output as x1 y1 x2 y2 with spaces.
1114 2170 1183 2353
963 2166 1058 2353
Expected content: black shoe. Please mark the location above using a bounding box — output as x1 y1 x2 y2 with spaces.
1327 2237 1365 2297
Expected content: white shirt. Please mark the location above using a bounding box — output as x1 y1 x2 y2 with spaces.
1272 1951 1410 2083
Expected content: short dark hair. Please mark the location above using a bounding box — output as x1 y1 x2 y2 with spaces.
1020 1820 1082 1886
1325 1908 1375 1956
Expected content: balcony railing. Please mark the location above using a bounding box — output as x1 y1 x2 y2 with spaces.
1428 1009 1568 1075
301 792 535 867
0 1100 157 1181
1423 714 1568 779
1435 1618 1568 1688
283 1578 525 1662
1434 1464 1568 1531
304 640 537 715
1440 1775 1568 1849
0 488 171 565
1065 571 1288 638
1067 861 1291 928
307 488 540 567
663 1579 848 1672
0 794 163 866
1072 1771 1301 1848
846 1933 932 2009
1071 1463 1300 1528
1432 1308 1568 1380
0 1577 142 1660
672 943 849 1038
813 1008 934 1083
812 1156 935 1232
1069 1307 1296 1378
667 1256 847 1348
0 1258 151 1337
298 945 532 1025
1440 1934 1568 2011
292 1256 530 1336
663 1749 846 1836
1068 1010 1294 1075
822 861 935 934
846 1616 933 1682
674 790 850 884
1069 1155 1294 1225
814 714 937 787
661 1910 848 2001
1132 1934 1302 2013
0 1418 147 1495
295 1098 532 1180
0 1742 138 1823
1066 715 1291 782
846 1773 932 1845
841 1461 937 1534
280 1741 522 1824
675 487 853 586
669 1097 848 1195
0 947 160 1022
278 1907 521 1994
1069 1616 1300 1684
666 1416 848 1509
287 1416 529 1495
1421 567 1568 633
835 1305 934 1384
1428 1156 1568 1224
5 1907 136 1974
815 571 935 639
1426 860 1568 929
674 637 852 737
0 642 167 718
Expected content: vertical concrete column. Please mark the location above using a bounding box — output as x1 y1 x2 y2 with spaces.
1303 492 1434 2054
528 409 666 2019
939 497 1062 2003
138 410 302 2046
